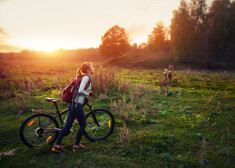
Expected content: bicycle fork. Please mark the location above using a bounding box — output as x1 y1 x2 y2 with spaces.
86 103 100 127
92 112 100 127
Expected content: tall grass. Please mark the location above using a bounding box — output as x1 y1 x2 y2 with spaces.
0 61 234 167
120 122 131 145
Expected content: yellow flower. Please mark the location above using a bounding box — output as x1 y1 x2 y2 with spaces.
196 114 201 118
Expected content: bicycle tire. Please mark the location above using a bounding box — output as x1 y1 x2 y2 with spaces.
84 108 115 141
20 113 59 148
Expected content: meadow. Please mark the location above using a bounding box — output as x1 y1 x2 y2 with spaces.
0 59 234 168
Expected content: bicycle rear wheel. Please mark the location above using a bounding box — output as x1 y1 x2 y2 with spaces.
84 108 115 141
20 113 59 148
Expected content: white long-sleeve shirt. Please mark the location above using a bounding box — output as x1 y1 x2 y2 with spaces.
73 75 91 104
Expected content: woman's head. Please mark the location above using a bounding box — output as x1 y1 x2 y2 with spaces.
77 62 94 78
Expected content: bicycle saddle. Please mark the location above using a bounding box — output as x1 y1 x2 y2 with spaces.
45 97 61 102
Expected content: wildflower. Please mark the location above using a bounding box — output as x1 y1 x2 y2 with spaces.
196 114 201 119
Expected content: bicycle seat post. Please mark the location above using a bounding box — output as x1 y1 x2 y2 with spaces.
53 102 59 113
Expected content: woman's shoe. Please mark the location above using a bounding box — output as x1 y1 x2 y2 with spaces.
51 145 65 152
73 144 88 151
60 144 65 149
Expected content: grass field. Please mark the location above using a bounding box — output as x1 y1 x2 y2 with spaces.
0 60 234 168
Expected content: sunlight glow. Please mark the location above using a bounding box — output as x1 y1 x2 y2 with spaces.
130 38 148 46
0 0 214 52
29 45 60 52
23 40 95 51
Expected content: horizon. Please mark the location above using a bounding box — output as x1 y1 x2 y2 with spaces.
0 0 214 52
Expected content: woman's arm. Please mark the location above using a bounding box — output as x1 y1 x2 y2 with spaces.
78 76 90 96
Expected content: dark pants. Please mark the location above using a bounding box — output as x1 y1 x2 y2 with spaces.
56 102 86 145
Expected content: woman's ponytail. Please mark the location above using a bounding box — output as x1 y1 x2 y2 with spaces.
76 62 92 78
76 68 83 78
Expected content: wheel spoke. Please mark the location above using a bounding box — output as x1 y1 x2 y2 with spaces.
39 116 41 127
85 109 114 141
21 114 59 147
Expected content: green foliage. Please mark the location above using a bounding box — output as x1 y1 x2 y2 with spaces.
207 0 235 64
170 0 235 68
147 21 169 51
170 0 195 63
99 25 131 60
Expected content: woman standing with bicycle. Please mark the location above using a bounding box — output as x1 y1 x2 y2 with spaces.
52 62 95 152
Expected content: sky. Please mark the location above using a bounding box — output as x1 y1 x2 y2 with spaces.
0 0 214 52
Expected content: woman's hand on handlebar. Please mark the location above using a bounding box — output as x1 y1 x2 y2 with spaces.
89 91 94 97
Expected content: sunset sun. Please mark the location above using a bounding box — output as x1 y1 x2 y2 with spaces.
23 40 93 51
29 45 59 52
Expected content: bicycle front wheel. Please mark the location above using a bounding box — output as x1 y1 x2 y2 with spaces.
84 108 115 141
20 113 59 148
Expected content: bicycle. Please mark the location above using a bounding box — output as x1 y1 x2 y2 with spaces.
20 96 115 148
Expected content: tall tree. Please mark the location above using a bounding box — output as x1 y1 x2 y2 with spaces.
147 21 168 51
189 0 207 64
99 25 131 60
170 0 194 63
170 0 208 64
170 0 234 68
210 0 233 61
190 0 207 33
228 1 235 60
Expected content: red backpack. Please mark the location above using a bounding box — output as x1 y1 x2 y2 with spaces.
62 75 90 103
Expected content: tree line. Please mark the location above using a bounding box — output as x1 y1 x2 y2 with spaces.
99 0 235 69
2 0 234 69
1 48 103 61
170 0 235 68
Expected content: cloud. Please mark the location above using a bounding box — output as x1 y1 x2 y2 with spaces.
140 1 152 13
0 0 8 3
127 24 146 36
139 0 170 13
0 28 8 38
0 43 23 52
141 6 151 13
0 28 22 52
139 0 163 13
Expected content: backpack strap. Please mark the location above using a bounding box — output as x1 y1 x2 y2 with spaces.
73 75 92 107
74 75 91 95
83 74 92 90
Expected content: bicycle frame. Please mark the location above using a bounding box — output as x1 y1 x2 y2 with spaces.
51 102 68 127
20 97 114 148
50 98 99 129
